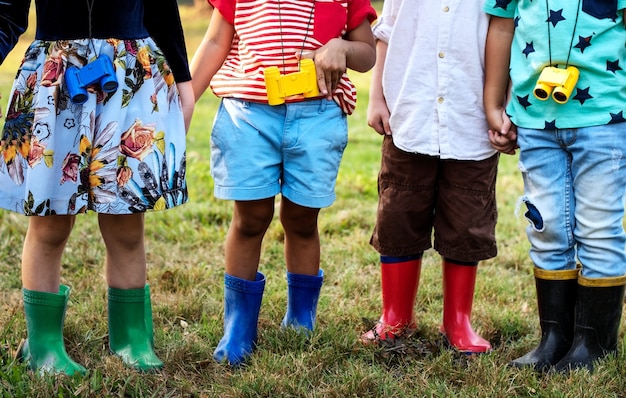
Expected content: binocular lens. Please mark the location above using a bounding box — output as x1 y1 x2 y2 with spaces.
72 93 88 105
553 91 567 103
101 80 119 93
534 88 549 99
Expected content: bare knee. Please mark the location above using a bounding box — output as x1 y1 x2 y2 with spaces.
231 200 274 237
26 216 75 247
98 213 145 251
280 200 320 238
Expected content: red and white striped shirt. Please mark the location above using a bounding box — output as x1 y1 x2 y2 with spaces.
208 0 377 114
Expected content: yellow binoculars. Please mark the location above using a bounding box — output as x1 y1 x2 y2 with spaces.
264 59 320 106
533 66 579 104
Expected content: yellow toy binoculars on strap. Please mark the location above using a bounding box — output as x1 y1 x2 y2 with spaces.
533 66 579 104
264 59 320 105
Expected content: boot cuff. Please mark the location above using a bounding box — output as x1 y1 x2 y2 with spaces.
224 272 266 294
579 274 626 287
286 269 324 288
22 285 69 306
534 266 580 281
108 287 145 303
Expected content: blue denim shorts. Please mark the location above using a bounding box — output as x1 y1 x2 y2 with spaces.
210 98 348 208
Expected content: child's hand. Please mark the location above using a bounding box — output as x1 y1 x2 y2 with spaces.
489 128 518 155
487 108 518 155
176 81 195 134
297 38 348 100
367 97 391 136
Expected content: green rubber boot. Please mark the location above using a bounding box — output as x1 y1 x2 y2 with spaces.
108 286 163 372
145 284 154 348
20 285 87 376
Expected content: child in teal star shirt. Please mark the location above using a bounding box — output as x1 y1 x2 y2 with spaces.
484 0 626 373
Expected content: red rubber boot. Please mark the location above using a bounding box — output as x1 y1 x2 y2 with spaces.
361 255 422 343
440 260 492 353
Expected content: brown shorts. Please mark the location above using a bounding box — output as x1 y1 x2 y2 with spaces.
370 136 499 262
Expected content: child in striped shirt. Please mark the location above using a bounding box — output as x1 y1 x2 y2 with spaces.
191 0 377 366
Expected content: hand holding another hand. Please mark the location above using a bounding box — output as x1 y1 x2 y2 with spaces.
486 107 518 155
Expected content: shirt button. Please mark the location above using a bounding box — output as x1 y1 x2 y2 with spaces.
443 5 450 12
438 52 445 58
438 97 444 103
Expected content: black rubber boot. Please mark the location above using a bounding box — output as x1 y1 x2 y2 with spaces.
553 274 626 373
509 267 578 372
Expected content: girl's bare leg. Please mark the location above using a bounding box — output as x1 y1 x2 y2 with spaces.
21 215 75 292
98 213 146 289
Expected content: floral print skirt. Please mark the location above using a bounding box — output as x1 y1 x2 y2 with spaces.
0 38 188 215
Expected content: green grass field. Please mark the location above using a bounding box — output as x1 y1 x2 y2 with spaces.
0 3 625 397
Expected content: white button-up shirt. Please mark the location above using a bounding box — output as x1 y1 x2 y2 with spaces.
373 0 495 160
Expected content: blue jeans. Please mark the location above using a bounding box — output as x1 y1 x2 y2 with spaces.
517 124 626 278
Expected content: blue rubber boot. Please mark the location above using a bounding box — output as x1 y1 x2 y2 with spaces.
213 272 265 366
281 269 324 333
20 285 87 376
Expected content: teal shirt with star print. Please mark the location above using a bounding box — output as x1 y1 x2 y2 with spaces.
484 0 626 129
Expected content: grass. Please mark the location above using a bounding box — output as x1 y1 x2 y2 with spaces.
1 2 626 397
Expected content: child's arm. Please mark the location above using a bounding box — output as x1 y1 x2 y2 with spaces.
176 81 195 132
189 9 235 102
367 39 390 136
300 20 376 100
484 16 517 154
0 1 31 119
0 1 30 65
